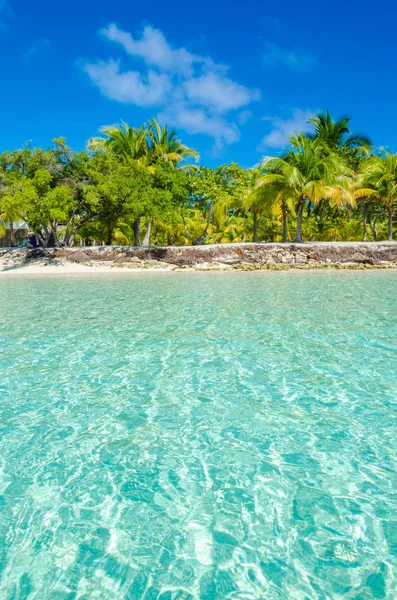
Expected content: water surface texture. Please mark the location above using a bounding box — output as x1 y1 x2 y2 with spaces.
1 271 396 599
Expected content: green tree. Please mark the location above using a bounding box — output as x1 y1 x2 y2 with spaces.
83 154 156 245
148 119 199 165
243 166 293 242
1 113 395 248
260 134 353 243
88 123 152 244
0 140 101 247
356 153 397 240
308 110 372 151
88 120 197 245
248 181 295 242
138 160 188 246
184 167 218 244
88 122 149 162
0 170 76 246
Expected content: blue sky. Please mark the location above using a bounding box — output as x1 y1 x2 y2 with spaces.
1 0 397 167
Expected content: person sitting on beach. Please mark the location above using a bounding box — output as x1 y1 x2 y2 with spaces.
28 232 38 248
21 232 38 248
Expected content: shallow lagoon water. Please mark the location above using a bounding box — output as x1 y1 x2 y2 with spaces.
0 270 396 599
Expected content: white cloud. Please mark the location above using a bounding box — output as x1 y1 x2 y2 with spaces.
184 72 259 113
84 59 171 107
260 108 315 149
262 43 317 72
83 23 260 151
158 101 240 153
22 38 51 62
100 23 201 76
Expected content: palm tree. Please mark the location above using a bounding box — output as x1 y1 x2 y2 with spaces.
148 119 199 165
249 175 295 243
260 134 354 243
88 121 149 162
90 120 198 245
355 153 397 240
308 110 372 151
241 166 279 242
244 186 276 242
212 215 246 243
89 121 152 246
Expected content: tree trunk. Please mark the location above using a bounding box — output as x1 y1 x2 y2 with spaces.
182 201 214 245
47 221 58 247
47 231 56 247
363 204 368 241
252 212 258 242
282 203 288 243
142 217 152 246
388 205 393 241
134 214 141 246
34 229 46 247
34 224 50 247
9 221 15 246
370 216 378 241
194 202 213 245
65 216 97 247
293 198 305 243
318 199 326 229
106 223 113 246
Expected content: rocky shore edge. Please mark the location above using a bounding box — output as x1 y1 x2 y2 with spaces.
1 242 397 273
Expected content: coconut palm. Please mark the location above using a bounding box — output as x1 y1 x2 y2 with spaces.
148 119 199 165
212 215 246 243
89 121 152 245
244 186 275 242
89 120 198 245
88 121 150 162
260 134 354 243
244 166 296 243
249 178 295 242
308 110 372 151
240 166 281 242
355 153 397 240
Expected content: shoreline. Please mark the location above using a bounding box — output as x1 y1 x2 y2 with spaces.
1 242 397 275
1 265 397 277
0 263 178 276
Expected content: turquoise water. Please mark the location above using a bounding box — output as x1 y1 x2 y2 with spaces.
0 271 396 599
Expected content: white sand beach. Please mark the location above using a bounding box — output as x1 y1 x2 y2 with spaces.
0 262 179 276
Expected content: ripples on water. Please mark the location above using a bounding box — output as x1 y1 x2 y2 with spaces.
0 271 396 599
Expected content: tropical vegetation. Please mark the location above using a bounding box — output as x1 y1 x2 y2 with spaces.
1 112 396 246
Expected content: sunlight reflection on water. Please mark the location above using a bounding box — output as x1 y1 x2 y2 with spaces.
0 271 396 599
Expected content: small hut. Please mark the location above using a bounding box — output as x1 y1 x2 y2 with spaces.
0 221 29 247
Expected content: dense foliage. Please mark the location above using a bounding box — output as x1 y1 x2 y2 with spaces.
1 113 396 246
